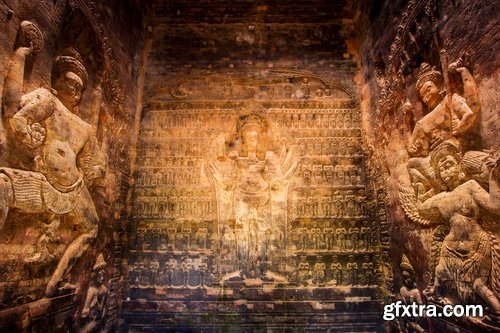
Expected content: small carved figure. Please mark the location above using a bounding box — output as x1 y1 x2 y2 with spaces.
346 255 358 286
313 256 326 286
149 256 160 286
336 228 347 251
80 254 108 333
324 165 334 184
344 191 356 217
180 256 192 288
310 222 322 251
198 255 209 288
196 227 208 250
298 227 309 251
167 227 176 250
329 255 343 286
360 222 372 251
297 256 310 286
165 255 177 288
323 227 334 250
361 256 374 286
348 227 360 252
320 196 331 217
313 164 323 184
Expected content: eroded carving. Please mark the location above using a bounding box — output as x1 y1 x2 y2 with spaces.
398 55 500 322
209 104 300 280
0 23 105 297
80 254 108 333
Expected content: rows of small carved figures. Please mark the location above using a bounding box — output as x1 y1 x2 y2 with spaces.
133 196 216 218
292 224 373 252
268 111 360 130
137 139 205 157
136 167 201 186
295 255 379 287
296 138 362 157
136 137 364 161
129 255 214 288
142 111 235 130
130 226 210 252
301 163 362 186
128 254 379 289
292 191 368 218
140 110 360 131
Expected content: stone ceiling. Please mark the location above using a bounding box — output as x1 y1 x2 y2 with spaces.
150 0 356 24
146 0 359 64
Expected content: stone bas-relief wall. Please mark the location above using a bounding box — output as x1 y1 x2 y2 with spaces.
0 0 146 332
122 64 391 331
358 0 499 332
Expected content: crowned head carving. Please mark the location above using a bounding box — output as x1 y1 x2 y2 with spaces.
429 140 464 189
51 48 88 109
235 103 271 156
415 63 443 108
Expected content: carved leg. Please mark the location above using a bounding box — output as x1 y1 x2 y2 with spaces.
0 173 14 230
474 278 500 317
45 226 98 296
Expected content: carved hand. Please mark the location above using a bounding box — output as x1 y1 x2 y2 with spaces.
402 101 414 126
15 43 33 57
448 61 459 73
451 117 461 136
430 132 444 151
81 307 90 318
270 179 282 190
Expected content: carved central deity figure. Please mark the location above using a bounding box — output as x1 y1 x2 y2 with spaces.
208 104 298 281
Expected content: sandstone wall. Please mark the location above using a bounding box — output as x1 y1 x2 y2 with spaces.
0 0 146 331
357 0 499 331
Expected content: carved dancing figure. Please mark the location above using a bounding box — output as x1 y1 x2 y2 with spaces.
0 23 105 296
403 60 479 200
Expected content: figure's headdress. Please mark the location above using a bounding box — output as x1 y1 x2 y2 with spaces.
238 101 267 134
415 63 443 93
239 113 265 134
52 47 88 87
429 140 462 174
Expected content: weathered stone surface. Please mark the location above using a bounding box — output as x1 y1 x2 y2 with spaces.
0 1 146 332
357 0 500 332
0 1 497 332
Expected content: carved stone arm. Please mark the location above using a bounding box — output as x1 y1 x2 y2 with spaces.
416 191 444 222
402 102 415 153
471 165 500 216
450 94 475 136
81 287 97 318
77 135 107 186
449 64 480 117
208 162 234 190
9 89 56 149
266 152 285 189
2 46 33 120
